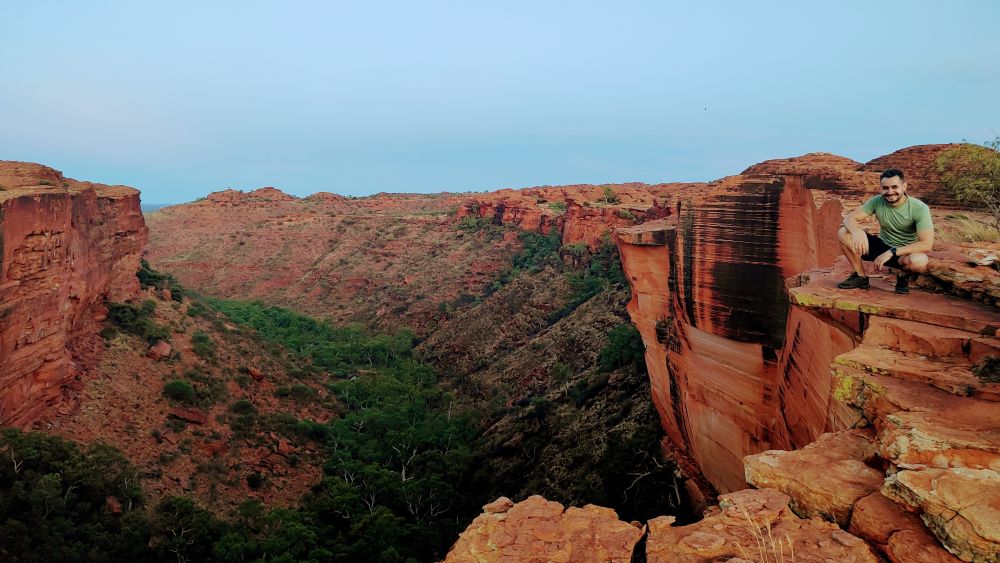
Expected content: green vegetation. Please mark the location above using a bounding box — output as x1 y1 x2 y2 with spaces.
547 201 567 214
137 259 185 302
599 324 647 373
0 429 146 562
105 300 170 344
602 185 620 205
203 300 482 560
162 379 196 404
487 230 562 295
552 234 628 321
617 208 636 221
208 299 414 378
191 330 216 361
937 136 1000 228
458 214 506 240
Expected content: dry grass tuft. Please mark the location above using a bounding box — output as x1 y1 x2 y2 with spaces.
735 508 796 563
936 216 1000 243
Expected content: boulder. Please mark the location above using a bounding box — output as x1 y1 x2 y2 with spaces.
147 340 172 360
744 430 883 526
168 406 208 425
444 495 644 562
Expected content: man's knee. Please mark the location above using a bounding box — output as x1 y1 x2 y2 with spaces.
837 226 851 244
903 253 929 273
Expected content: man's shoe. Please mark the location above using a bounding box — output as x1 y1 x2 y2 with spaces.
837 272 870 289
895 273 911 294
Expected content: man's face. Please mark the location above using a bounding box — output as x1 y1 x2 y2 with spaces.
880 176 907 204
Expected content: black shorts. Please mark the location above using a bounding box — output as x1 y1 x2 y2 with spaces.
861 232 902 269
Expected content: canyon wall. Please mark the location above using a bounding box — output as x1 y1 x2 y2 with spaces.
616 173 852 492
449 148 1000 560
0 162 146 426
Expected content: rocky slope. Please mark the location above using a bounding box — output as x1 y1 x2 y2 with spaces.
0 162 147 426
32 284 338 511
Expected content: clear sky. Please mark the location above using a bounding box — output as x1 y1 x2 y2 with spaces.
2 1 997 203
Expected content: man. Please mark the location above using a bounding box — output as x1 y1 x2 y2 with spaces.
836 168 933 294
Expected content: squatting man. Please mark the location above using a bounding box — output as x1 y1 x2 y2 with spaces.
836 168 933 294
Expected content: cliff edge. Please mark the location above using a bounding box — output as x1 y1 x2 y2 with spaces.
0 161 147 426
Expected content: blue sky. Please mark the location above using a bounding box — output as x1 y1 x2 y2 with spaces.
2 1 997 203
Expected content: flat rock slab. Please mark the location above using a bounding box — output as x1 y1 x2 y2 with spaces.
744 430 882 527
834 369 1000 471
836 345 999 400
444 495 644 562
789 264 1000 335
646 488 878 562
884 467 1000 562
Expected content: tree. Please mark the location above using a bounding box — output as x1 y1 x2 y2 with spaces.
936 136 1000 228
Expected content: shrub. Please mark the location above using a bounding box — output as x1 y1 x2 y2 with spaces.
163 380 196 404
602 185 620 205
246 472 264 489
229 399 258 416
191 330 216 361
562 241 588 258
599 324 647 373
106 301 170 344
937 137 1000 228
548 201 567 214
972 356 1000 383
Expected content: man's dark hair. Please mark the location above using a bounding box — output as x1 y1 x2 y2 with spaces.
880 168 905 181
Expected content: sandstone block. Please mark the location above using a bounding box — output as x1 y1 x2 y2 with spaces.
744 430 882 526
444 495 644 562
147 340 172 360
884 468 1000 562
168 406 208 425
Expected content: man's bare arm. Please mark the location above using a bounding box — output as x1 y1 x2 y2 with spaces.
842 208 873 255
842 207 872 234
896 228 934 256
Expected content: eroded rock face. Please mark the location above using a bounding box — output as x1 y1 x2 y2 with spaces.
0 161 147 426
454 182 678 250
444 495 644 563
616 173 848 492
646 488 878 562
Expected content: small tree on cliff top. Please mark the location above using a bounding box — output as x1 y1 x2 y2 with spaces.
936 136 1000 228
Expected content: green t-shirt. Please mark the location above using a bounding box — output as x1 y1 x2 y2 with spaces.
860 195 933 247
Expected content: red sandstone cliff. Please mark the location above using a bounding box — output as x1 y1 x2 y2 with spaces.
449 148 999 560
0 161 147 426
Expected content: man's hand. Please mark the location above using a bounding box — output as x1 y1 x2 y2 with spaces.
851 231 869 256
873 250 893 271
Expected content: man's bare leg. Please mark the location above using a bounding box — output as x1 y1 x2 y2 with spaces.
838 226 866 275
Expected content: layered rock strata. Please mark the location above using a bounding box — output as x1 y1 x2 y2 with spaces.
454 182 681 250
616 173 848 493
0 162 146 426
756 262 1000 561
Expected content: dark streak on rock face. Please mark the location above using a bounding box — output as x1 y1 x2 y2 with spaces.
672 178 790 348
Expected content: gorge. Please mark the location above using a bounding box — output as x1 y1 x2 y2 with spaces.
1 144 999 561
